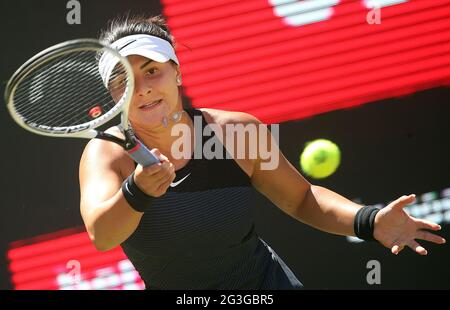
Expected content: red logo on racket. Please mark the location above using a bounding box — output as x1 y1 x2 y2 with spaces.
89 106 103 118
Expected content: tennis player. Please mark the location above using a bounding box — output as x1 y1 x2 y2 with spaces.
79 15 445 289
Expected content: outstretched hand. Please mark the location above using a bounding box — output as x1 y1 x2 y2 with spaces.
373 194 446 255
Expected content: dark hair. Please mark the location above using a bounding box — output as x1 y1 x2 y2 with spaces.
100 14 192 109
99 14 175 48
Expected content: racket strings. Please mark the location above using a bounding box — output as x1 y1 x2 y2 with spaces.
15 77 108 124
15 51 98 108
12 49 129 128
17 80 113 127
13 52 108 124
14 51 113 124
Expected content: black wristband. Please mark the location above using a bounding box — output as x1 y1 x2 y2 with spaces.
353 205 381 242
121 172 154 213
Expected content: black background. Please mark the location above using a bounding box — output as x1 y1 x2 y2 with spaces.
0 0 449 290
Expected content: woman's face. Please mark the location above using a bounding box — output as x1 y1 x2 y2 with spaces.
125 55 181 128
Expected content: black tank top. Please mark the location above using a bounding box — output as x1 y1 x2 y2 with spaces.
121 108 303 289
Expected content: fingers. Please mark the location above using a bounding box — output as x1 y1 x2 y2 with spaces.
406 240 427 256
133 149 176 197
151 148 169 163
154 162 175 184
414 218 442 231
141 162 163 176
391 232 445 256
391 194 416 210
392 240 427 256
140 149 172 176
150 162 175 193
416 230 446 244
151 148 162 157
157 172 176 192
154 168 176 196
391 244 404 255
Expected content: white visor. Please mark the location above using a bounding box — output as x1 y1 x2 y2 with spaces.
98 34 179 87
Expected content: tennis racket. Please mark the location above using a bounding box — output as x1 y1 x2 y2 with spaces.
4 39 159 166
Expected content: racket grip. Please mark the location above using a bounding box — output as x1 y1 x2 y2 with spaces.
127 139 160 167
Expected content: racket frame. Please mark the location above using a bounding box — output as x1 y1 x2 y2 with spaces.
5 39 134 141
5 39 160 166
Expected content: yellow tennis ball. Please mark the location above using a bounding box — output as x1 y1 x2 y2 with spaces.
300 139 341 179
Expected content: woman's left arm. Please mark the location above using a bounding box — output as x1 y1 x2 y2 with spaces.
246 116 445 255
250 144 362 236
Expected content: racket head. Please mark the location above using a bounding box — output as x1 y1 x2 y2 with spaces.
5 39 135 138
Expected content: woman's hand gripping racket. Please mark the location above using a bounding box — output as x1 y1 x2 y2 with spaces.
4 39 159 167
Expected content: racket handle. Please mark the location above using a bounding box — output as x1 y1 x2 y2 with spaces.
127 139 160 167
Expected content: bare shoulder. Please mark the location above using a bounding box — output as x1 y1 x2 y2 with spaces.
197 108 264 178
79 126 134 180
199 108 262 127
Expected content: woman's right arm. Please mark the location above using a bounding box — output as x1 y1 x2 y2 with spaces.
79 136 175 251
